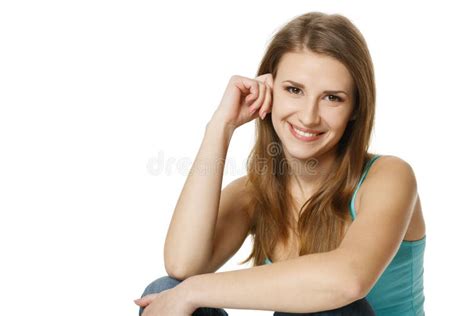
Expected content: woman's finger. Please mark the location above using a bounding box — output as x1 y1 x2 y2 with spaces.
249 80 266 114
134 293 159 306
259 82 272 120
265 73 274 90
234 76 258 105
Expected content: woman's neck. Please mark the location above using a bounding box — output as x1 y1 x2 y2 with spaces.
286 149 337 200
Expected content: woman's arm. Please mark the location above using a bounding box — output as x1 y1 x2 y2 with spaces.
164 119 234 278
179 156 417 313
164 74 273 279
183 249 360 313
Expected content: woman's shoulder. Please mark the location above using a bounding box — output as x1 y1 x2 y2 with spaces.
224 175 250 198
360 154 418 203
225 175 253 217
362 154 425 240
231 174 250 191
368 154 416 179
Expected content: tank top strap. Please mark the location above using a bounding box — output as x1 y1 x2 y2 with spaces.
349 154 382 220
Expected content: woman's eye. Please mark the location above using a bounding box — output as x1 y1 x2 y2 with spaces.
285 86 342 103
285 86 302 95
326 95 342 102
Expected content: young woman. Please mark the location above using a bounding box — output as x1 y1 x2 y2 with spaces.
135 11 426 316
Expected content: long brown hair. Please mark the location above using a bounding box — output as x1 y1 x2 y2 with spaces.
238 11 377 267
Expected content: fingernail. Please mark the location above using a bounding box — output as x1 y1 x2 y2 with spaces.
250 107 257 115
260 111 266 120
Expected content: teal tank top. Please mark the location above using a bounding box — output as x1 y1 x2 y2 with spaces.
264 154 426 315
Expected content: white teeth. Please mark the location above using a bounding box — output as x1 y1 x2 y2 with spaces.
293 126 319 137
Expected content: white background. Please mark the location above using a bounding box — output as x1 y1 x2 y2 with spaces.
1 0 472 315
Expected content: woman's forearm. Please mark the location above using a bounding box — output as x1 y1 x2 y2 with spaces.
164 119 234 279
183 249 362 313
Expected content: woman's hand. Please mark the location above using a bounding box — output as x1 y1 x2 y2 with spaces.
210 73 274 131
134 283 197 316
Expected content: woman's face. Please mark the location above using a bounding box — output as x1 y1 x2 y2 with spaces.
271 50 355 161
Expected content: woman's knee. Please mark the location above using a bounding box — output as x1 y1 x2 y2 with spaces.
140 275 184 297
335 297 375 316
138 275 184 316
138 275 229 316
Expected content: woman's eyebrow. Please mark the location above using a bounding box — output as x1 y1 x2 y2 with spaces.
282 80 348 96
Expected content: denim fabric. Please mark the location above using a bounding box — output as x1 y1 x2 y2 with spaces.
272 298 375 315
138 276 228 316
138 275 375 316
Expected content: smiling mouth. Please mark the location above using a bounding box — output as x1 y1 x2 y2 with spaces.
290 123 325 135
288 123 326 141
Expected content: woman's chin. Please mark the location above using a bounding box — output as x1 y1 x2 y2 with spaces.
283 146 321 162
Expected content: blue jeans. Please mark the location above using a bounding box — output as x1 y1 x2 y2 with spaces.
138 275 376 316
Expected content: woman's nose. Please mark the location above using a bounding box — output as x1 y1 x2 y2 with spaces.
298 100 321 126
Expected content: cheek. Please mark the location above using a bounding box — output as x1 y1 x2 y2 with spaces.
272 90 295 106
323 110 351 129
271 95 297 114
269 97 287 116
